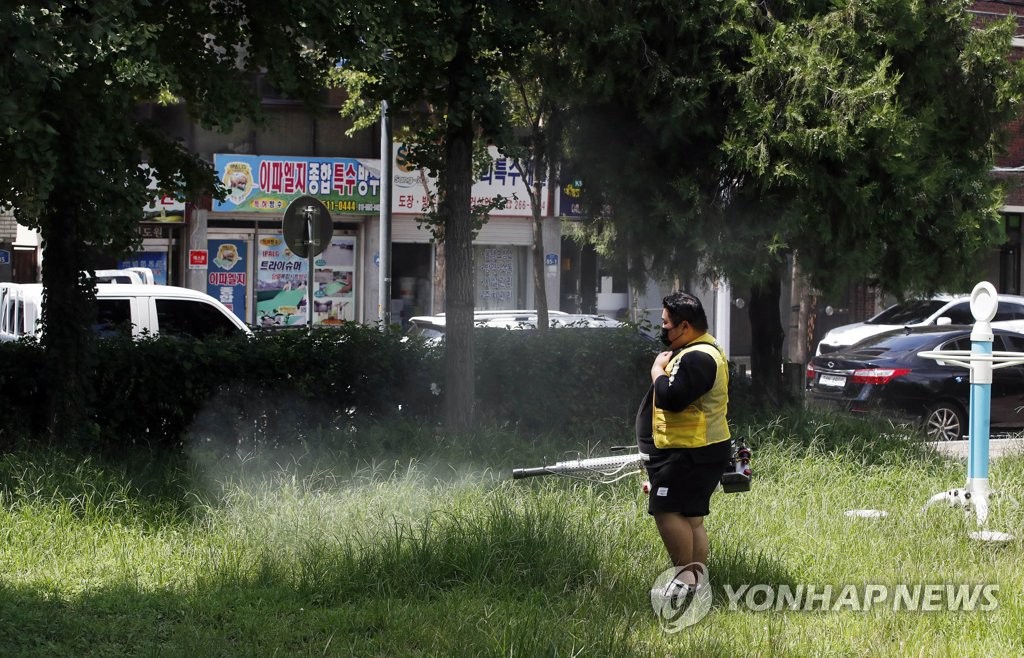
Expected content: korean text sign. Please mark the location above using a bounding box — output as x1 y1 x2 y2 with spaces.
391 143 548 216
213 155 381 214
207 239 248 322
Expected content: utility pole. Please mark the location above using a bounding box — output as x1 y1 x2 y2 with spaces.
378 100 393 325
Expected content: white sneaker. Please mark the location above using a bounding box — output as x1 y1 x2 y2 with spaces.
650 579 695 607
650 564 714 630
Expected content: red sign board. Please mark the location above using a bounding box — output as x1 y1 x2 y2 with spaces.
189 249 209 269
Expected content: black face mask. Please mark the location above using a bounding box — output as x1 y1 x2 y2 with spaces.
660 327 673 347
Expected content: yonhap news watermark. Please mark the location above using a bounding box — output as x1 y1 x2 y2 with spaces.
721 582 999 613
650 565 999 633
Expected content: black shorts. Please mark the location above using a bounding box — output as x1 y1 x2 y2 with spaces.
646 446 729 517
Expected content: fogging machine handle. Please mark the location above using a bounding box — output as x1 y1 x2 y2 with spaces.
511 452 649 484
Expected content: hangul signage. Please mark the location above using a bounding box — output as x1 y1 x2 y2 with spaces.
213 155 381 214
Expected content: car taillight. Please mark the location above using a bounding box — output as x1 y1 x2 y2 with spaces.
806 363 815 380
851 368 911 385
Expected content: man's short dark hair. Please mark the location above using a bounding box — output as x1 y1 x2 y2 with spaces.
663 291 708 331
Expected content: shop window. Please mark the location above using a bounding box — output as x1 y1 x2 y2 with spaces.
118 252 169 285
255 233 357 326
475 245 527 310
392 243 433 326
597 257 627 294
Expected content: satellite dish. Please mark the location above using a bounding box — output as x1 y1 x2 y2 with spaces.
283 196 332 258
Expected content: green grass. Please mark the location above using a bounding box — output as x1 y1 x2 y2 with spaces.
2 412 1024 656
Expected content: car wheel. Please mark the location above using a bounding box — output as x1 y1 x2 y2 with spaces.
924 402 967 441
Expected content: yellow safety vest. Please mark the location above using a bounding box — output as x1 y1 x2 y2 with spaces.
652 335 731 449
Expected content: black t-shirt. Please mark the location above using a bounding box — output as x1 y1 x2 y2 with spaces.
636 342 730 468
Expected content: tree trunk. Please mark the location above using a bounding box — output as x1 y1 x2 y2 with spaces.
531 144 549 331
433 241 446 314
532 212 548 330
788 254 809 365
39 192 96 443
747 265 786 407
441 8 477 431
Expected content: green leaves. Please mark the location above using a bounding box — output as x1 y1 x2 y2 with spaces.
723 2 1019 295
559 0 1023 299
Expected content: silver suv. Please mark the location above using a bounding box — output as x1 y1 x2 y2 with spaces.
407 310 571 342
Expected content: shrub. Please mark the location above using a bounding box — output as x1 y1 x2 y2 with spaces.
0 339 46 447
0 322 768 451
472 327 656 436
0 325 441 452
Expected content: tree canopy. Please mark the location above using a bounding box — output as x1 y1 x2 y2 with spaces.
558 0 1024 398
719 0 1023 296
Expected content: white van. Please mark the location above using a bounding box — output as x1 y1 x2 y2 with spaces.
0 282 251 342
91 268 156 285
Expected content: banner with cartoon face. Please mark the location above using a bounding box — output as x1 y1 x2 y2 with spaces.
213 154 381 214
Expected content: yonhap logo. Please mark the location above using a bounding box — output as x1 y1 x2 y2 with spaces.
648 571 999 633
649 563 713 632
722 583 999 612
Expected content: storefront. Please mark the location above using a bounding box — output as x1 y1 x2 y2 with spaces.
201 154 380 326
382 216 541 324
181 148 564 328
121 166 188 285
122 222 181 286
371 143 561 326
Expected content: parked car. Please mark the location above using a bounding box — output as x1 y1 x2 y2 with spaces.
0 282 251 342
476 313 625 330
406 310 571 342
407 311 653 348
815 294 1024 355
806 325 1024 441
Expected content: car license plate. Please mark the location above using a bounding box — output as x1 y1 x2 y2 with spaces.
818 374 847 388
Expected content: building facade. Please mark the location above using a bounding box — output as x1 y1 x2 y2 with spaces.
138 89 567 329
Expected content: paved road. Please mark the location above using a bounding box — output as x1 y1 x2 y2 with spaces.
928 437 1024 459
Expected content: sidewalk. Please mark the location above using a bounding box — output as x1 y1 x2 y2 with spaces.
928 437 1024 459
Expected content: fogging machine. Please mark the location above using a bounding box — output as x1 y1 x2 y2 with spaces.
512 438 752 493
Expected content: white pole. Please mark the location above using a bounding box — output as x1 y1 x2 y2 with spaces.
306 210 314 331
715 279 731 356
378 100 393 325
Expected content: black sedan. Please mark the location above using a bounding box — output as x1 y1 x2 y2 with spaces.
805 325 1024 441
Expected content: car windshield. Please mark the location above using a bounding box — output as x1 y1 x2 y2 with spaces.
866 300 948 325
408 324 444 340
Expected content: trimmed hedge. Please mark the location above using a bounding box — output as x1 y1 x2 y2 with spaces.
0 340 46 447
0 325 440 451
0 324 663 451
473 327 656 435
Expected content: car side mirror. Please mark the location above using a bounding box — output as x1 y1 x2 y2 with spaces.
936 317 952 326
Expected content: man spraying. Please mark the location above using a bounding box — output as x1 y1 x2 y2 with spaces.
637 291 732 604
